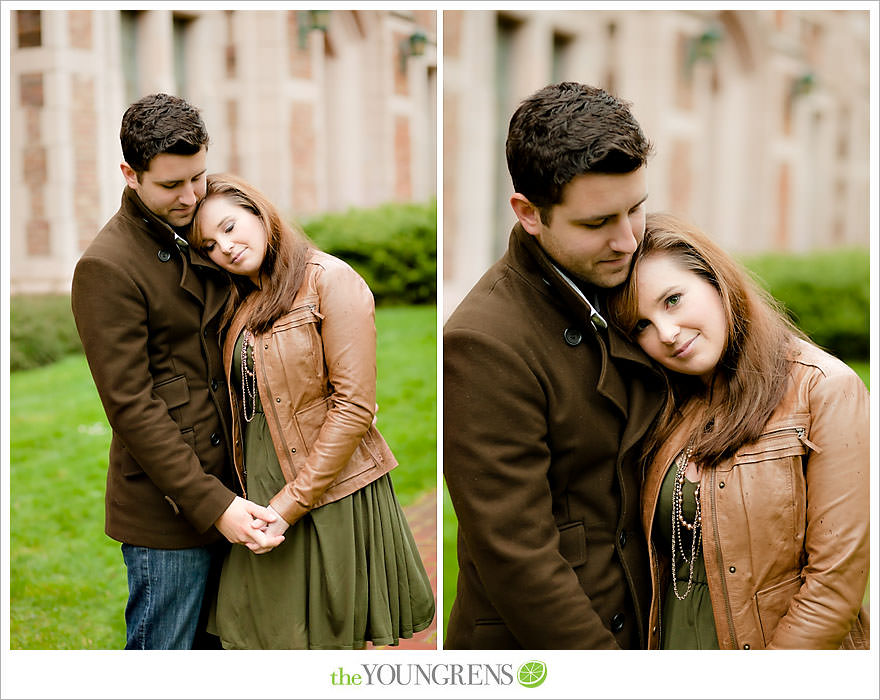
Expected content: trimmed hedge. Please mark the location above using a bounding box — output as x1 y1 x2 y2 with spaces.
742 248 869 361
301 200 436 306
10 294 82 372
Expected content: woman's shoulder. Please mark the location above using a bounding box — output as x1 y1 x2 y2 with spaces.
304 249 372 300
785 338 867 412
788 338 858 382
307 249 358 276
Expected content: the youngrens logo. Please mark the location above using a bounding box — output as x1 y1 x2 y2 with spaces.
517 660 547 688
329 661 547 688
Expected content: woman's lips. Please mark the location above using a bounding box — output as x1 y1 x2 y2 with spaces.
672 334 697 358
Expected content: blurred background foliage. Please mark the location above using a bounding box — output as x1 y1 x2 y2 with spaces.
302 199 437 307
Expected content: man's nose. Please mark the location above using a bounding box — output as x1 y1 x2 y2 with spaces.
608 218 638 255
178 182 197 207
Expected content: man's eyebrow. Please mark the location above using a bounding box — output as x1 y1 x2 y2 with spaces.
156 169 207 186
572 193 649 223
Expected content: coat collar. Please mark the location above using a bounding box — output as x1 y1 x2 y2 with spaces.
509 223 658 371
121 187 229 316
507 223 665 438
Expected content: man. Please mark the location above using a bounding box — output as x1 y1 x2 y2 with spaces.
444 82 666 649
71 93 282 650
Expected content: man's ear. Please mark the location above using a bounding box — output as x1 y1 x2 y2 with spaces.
120 162 139 190
510 193 543 236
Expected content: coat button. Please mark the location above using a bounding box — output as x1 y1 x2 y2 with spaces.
210 432 221 446
610 613 625 633
743 644 750 650
276 397 281 403
719 481 725 488
618 530 627 548
158 250 171 262
563 328 582 346
729 566 736 573
290 447 296 454
211 379 219 391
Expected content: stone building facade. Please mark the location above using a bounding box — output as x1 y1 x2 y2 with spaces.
443 9 870 318
9 8 437 294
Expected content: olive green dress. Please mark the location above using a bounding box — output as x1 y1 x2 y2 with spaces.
211 331 435 649
654 464 720 649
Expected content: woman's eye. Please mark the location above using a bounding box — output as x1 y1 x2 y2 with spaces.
633 319 650 333
665 293 681 307
224 221 235 233
203 241 215 251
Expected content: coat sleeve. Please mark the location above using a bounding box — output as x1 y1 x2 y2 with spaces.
444 325 621 649
71 255 235 532
268 262 377 525
767 366 870 648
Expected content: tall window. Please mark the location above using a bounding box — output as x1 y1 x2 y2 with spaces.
17 10 42 48
120 11 140 104
173 15 193 97
494 15 520 258
552 32 573 84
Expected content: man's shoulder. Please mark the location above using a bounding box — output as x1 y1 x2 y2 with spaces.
78 205 142 262
446 257 550 333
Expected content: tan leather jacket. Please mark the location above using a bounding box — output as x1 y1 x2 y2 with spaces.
642 339 869 649
222 250 397 526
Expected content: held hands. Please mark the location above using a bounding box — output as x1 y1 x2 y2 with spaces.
215 496 286 554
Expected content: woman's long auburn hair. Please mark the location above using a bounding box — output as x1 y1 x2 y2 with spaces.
607 212 807 466
190 173 313 334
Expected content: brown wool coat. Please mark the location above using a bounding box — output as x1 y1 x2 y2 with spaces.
71 188 237 549
443 224 666 649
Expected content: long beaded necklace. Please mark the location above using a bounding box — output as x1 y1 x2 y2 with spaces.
240 328 258 423
670 439 701 600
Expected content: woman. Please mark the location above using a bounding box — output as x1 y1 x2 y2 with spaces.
607 212 869 650
189 173 435 649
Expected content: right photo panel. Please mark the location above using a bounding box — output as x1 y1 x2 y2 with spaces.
442 6 870 660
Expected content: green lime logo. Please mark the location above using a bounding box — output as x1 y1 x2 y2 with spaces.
517 660 547 688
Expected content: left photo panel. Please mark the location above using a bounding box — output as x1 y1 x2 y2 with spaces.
8 8 438 650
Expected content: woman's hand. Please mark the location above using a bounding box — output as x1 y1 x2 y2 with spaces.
214 496 285 553
261 505 290 539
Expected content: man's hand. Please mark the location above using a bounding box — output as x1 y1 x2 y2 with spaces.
214 496 285 554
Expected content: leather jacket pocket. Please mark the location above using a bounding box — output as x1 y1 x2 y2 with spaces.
731 424 809 541
294 396 331 455
271 299 323 379
755 575 801 645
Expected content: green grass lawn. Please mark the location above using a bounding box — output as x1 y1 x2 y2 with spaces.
442 359 870 634
9 304 436 650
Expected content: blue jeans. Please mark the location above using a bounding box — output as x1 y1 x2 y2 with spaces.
121 544 213 650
